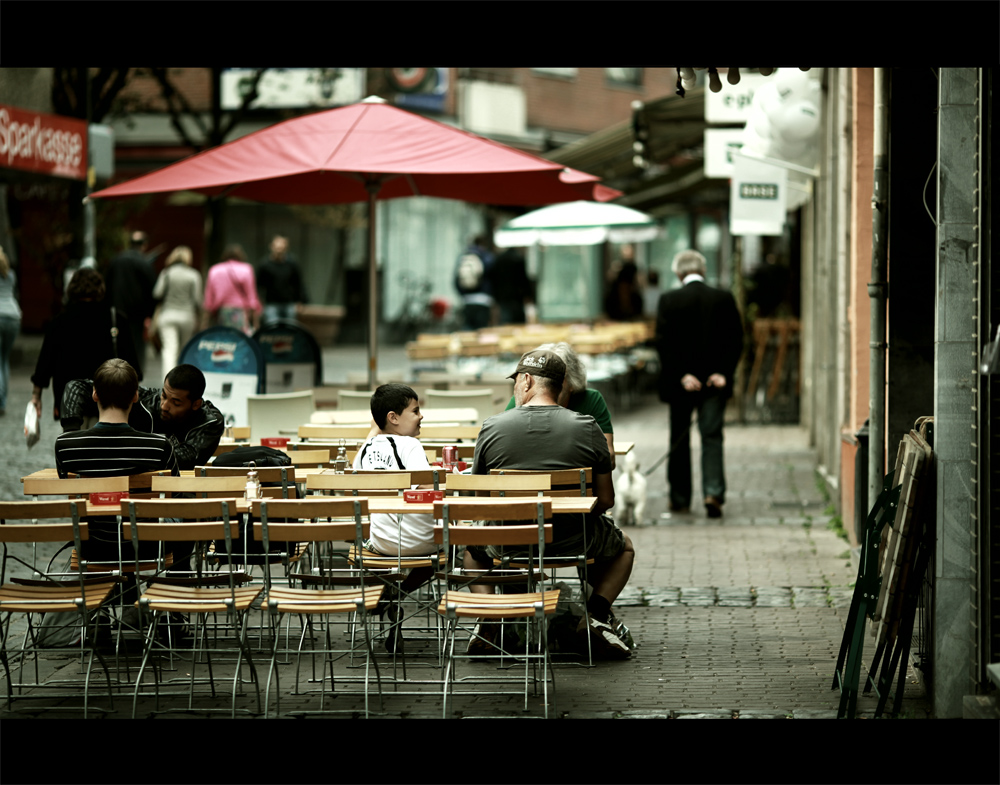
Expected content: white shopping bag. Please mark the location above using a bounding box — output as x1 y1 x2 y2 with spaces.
24 401 39 449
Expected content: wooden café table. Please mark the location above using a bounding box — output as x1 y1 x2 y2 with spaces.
83 495 595 518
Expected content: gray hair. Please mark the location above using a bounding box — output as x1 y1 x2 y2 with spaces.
672 249 707 278
537 341 586 392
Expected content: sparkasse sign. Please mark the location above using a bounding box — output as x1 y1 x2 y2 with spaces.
0 104 87 180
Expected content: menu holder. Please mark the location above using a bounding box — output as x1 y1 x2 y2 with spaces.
404 489 444 503
90 491 129 505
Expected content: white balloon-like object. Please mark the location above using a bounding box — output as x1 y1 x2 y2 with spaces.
736 68 822 211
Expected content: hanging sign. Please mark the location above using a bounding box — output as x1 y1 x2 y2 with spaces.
704 128 746 179
729 153 788 236
0 104 87 180
705 72 772 125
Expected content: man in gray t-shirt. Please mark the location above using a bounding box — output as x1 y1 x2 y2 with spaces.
472 404 612 543
467 349 635 658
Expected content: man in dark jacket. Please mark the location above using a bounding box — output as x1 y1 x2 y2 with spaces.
60 364 224 470
655 250 744 518
105 231 157 379
256 234 305 324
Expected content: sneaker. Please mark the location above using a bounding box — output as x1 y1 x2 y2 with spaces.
466 621 501 656
577 613 631 659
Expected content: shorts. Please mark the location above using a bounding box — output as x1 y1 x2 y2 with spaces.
466 514 627 564
362 538 441 558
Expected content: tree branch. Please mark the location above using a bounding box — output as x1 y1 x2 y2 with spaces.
90 67 133 123
220 68 268 140
149 67 208 150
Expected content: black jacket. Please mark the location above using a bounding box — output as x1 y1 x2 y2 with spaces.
31 300 142 419
60 382 224 470
655 280 744 404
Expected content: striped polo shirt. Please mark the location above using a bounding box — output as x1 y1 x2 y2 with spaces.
55 422 179 478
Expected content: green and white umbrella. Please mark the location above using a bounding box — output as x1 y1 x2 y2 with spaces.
493 200 659 247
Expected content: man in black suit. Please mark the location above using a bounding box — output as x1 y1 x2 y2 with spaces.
105 230 157 379
655 250 744 518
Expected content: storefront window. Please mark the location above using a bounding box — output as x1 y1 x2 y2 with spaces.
531 68 577 80
536 244 601 320
606 68 643 87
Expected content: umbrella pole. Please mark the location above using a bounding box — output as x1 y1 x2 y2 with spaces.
367 181 381 390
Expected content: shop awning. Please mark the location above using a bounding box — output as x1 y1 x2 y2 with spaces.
544 88 721 214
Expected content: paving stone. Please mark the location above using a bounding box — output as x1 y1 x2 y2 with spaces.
753 587 794 608
827 588 855 608
614 586 647 606
791 709 839 719
680 587 718 607
791 588 830 607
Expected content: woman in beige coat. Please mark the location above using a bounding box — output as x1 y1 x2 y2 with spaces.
152 246 203 374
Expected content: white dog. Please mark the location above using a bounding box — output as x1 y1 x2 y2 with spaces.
615 451 647 526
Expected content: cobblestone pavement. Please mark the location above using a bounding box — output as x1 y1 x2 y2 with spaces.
0 340 933 721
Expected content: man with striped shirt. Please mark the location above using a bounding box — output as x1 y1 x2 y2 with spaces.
55 359 182 568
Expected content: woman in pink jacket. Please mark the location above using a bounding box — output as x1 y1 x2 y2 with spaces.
201 244 262 335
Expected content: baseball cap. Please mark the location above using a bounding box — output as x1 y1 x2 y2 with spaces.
508 349 566 382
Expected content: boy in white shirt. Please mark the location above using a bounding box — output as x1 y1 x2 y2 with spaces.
353 384 439 652
354 383 438 556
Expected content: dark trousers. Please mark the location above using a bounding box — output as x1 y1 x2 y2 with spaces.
462 303 491 330
667 390 727 508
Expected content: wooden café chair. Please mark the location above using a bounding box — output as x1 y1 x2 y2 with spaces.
433 497 558 718
122 497 262 717
0 500 118 717
250 497 384 717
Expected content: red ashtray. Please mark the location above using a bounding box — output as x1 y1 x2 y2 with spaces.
90 491 129 505
261 437 290 448
404 489 444 503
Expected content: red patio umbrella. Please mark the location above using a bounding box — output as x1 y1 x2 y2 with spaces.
90 96 619 386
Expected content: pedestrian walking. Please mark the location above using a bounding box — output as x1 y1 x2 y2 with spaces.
105 230 157 379
488 246 532 326
454 235 494 330
151 246 202 374
654 249 744 518
256 234 305 325
31 267 142 425
0 245 21 416
202 244 261 335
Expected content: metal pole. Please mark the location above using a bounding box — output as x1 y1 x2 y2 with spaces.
366 181 380 390
868 68 890 503
84 68 96 261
